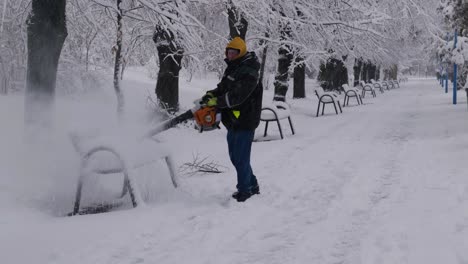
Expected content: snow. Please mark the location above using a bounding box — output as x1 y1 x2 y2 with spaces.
1 71 468 264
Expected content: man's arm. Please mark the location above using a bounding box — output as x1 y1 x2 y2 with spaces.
206 81 225 97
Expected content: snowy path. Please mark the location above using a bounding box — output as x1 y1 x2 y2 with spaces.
2 79 468 264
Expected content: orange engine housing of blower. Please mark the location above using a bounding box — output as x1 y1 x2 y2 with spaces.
193 106 221 132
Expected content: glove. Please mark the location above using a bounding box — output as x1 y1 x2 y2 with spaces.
201 92 214 104
206 97 217 107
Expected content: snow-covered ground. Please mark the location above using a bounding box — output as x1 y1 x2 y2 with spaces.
1 72 468 264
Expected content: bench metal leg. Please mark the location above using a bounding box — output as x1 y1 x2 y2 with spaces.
288 117 295 135
124 170 138 208
264 121 269 136
165 156 178 188
71 146 142 216
322 102 326 115
276 119 284 139
333 101 338 114
316 102 321 117
72 173 84 215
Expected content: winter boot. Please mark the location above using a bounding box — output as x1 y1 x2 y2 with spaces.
232 185 260 201
233 191 253 202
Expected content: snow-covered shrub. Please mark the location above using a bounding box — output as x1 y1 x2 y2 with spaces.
437 36 468 89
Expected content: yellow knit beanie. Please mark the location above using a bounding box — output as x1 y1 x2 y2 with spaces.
225 37 247 60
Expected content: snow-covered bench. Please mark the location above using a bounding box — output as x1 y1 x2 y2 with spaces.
260 101 295 139
360 80 376 98
68 132 178 215
314 86 343 116
380 80 390 90
342 84 363 106
399 77 408 83
370 79 385 93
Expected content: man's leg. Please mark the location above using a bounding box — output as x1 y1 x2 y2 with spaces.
227 129 256 193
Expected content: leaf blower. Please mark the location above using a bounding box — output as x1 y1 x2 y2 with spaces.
146 100 221 138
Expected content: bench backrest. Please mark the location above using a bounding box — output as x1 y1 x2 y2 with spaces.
314 86 326 98
261 101 291 120
342 84 351 92
360 80 373 90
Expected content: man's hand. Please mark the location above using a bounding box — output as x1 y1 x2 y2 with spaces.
202 92 214 104
206 97 217 107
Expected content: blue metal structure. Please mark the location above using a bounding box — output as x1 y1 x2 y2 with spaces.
453 29 458 105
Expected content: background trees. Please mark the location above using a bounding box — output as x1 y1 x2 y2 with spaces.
0 0 444 115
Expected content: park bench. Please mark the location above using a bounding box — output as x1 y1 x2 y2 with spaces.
342 84 363 106
359 80 376 98
370 79 385 93
314 86 343 116
68 132 178 215
259 101 295 139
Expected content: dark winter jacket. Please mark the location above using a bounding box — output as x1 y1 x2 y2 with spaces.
209 52 263 130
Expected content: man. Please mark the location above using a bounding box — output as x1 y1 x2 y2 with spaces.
202 36 263 202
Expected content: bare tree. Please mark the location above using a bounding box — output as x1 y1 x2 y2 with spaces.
273 12 293 102
113 0 124 117
227 0 248 40
293 56 305 98
153 25 183 113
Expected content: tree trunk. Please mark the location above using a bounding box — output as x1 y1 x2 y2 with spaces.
113 0 124 118
376 65 381 80
153 26 183 113
362 62 369 82
318 58 347 92
293 57 305 98
353 59 362 86
258 33 268 89
273 45 292 101
25 0 67 131
383 68 389 80
393 64 399 80
368 63 376 81
389 64 398 80
273 20 293 102
0 70 7 95
227 0 248 39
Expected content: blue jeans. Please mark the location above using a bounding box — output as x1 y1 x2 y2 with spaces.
227 129 258 193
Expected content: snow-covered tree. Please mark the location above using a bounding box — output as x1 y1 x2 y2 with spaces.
2 0 444 105
0 0 29 94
